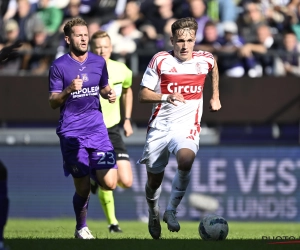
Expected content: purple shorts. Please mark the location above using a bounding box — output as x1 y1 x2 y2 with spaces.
60 133 117 178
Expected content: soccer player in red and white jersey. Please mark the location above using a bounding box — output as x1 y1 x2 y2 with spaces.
138 17 221 240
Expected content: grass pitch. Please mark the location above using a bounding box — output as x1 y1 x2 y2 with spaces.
4 218 300 250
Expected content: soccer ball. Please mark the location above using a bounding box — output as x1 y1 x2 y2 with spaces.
199 214 229 241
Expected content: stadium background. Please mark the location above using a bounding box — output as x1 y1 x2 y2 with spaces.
1 74 300 222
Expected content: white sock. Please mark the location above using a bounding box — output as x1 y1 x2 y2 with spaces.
166 169 191 211
145 182 161 214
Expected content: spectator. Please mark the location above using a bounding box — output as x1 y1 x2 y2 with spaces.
284 0 300 40
206 0 237 22
217 21 246 77
239 2 268 43
219 0 237 22
158 17 177 51
87 18 101 39
105 19 142 63
33 0 63 37
55 0 83 58
123 0 157 49
2 0 18 22
195 20 221 54
0 19 31 74
274 31 300 76
12 0 37 42
195 21 245 77
239 24 280 77
26 24 55 75
120 1 158 72
187 0 211 43
141 0 174 36
241 0 286 33
123 0 156 37
97 0 125 25
62 0 81 20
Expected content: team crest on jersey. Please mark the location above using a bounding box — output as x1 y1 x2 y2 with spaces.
81 73 89 82
195 62 201 74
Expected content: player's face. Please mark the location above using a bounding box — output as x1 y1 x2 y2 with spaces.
91 36 112 61
65 25 89 55
170 28 196 62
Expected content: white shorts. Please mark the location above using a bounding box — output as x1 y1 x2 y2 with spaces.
138 127 200 174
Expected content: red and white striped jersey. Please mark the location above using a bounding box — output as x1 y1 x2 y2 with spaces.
140 50 214 131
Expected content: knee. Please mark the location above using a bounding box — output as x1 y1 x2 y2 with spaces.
0 161 8 181
118 181 132 189
177 158 194 171
177 154 195 171
118 177 133 189
101 180 117 191
77 186 90 198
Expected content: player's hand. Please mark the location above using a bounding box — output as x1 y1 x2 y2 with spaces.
108 89 116 103
167 93 186 106
69 75 83 92
209 98 221 112
123 119 133 137
0 41 22 62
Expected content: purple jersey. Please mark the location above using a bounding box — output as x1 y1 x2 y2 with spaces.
49 52 108 137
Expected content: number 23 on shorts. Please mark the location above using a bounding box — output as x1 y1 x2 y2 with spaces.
97 151 116 165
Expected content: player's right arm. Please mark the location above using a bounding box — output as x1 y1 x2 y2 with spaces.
138 52 185 106
49 75 83 109
138 86 184 105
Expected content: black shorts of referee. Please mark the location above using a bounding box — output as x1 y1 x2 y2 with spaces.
107 124 130 161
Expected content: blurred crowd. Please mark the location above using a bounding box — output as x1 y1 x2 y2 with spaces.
0 0 300 77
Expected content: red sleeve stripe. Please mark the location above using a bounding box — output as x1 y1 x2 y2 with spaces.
156 58 165 76
148 52 170 69
193 51 214 60
147 103 162 133
194 104 201 133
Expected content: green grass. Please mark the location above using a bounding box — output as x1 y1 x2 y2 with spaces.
4 219 300 250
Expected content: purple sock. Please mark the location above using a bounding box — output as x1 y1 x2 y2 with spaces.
0 180 9 242
73 193 89 230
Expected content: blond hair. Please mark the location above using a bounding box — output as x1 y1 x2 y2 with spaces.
91 30 111 41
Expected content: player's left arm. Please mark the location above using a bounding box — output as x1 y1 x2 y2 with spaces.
209 58 221 112
122 87 133 137
100 85 116 103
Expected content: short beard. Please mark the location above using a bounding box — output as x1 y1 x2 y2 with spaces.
72 46 87 56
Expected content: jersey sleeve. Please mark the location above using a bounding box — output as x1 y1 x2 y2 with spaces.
122 64 132 89
197 50 215 71
48 64 63 93
140 52 166 90
99 60 109 89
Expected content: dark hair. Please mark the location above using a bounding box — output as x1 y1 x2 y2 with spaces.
171 17 198 36
63 17 87 36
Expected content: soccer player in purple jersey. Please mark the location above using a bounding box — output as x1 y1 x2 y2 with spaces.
48 17 118 239
0 41 22 250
